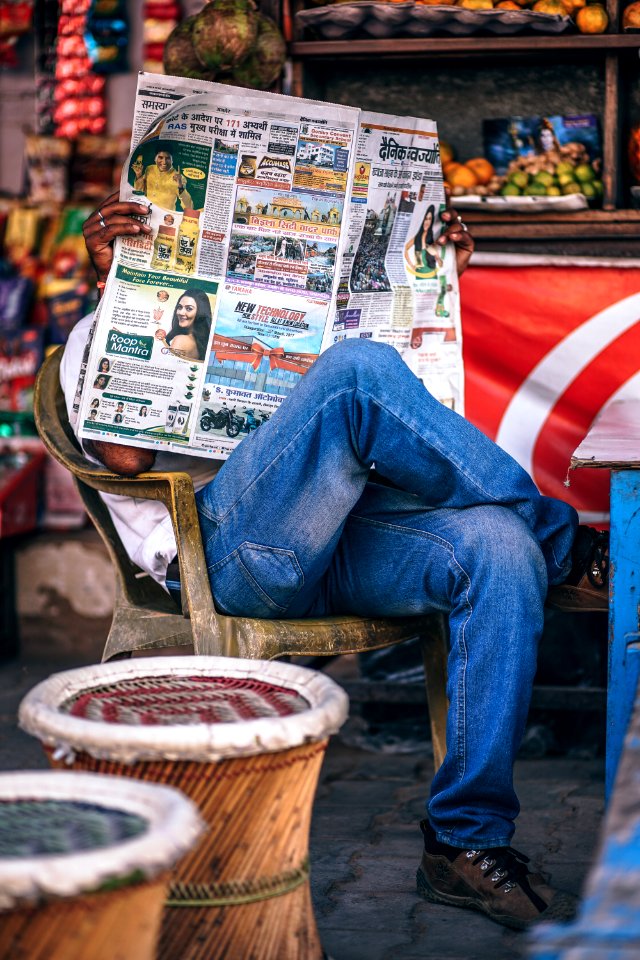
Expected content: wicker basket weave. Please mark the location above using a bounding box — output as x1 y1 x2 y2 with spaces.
19 656 349 960
0 770 203 960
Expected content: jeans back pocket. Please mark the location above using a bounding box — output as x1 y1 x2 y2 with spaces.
209 542 304 618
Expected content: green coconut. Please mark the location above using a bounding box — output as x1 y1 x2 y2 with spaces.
232 14 286 90
192 0 259 73
209 0 257 12
163 15 217 80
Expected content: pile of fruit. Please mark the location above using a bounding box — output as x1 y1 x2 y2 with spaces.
436 0 608 34
163 0 286 90
498 145 602 199
310 0 610 33
442 142 603 202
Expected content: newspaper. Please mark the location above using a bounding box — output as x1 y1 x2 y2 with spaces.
76 73 462 459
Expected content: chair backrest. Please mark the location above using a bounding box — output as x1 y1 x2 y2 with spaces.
34 348 91 475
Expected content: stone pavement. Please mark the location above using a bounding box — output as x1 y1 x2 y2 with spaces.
0 653 605 960
311 741 603 960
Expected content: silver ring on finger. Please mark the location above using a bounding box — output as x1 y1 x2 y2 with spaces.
456 215 468 232
97 210 107 228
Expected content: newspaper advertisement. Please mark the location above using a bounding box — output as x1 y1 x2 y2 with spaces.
76 75 461 458
330 112 462 410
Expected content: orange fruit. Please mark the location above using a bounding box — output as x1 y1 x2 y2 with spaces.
575 2 608 30
440 140 455 165
496 2 521 8
629 124 640 183
532 0 568 14
417 0 457 5
447 165 479 189
562 0 585 12
457 0 494 9
622 0 640 25
465 157 496 184
443 161 463 179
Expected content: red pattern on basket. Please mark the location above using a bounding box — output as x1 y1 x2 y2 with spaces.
62 676 311 725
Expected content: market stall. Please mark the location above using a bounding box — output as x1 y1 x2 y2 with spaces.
1 0 638 530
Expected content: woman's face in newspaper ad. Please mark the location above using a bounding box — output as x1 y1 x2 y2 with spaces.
422 208 434 235
176 295 198 331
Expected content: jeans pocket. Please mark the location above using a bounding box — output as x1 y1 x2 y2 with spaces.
209 542 304 618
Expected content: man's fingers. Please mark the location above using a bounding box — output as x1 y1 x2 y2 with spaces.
85 226 149 248
86 198 150 229
83 220 150 246
93 200 151 220
439 228 470 245
442 226 473 243
83 218 140 237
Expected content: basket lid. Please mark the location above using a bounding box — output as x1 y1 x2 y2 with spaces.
19 656 349 764
0 771 204 911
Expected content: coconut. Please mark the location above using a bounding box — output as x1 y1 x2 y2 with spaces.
163 15 217 80
232 14 286 90
192 0 259 72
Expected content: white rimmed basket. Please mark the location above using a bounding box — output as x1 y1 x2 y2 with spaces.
0 770 203 960
19 655 348 765
19 656 349 960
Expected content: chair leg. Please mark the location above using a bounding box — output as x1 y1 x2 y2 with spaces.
420 613 449 773
101 581 194 662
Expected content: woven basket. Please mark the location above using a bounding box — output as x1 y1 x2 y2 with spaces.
19 656 349 960
0 770 203 960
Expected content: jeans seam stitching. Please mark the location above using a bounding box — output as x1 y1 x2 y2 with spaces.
347 514 455 552
446 546 472 784
197 501 218 523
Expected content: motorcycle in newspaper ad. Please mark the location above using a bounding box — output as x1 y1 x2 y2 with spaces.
199 404 244 438
240 408 270 433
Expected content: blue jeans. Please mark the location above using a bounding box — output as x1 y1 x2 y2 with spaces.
196 338 578 848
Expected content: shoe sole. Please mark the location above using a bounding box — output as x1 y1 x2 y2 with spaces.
546 584 608 612
416 866 577 932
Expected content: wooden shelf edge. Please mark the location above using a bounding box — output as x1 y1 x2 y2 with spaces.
463 209 640 223
290 33 640 57
472 224 640 238
463 207 640 238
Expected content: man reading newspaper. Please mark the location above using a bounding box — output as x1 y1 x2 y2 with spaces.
61 192 608 932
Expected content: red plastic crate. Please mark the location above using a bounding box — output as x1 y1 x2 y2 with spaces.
0 447 46 539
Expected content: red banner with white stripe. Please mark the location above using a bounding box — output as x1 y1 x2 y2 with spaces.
460 263 640 521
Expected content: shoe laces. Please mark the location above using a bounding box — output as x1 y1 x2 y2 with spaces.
465 845 531 894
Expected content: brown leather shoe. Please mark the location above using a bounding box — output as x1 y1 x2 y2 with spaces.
416 820 578 931
547 526 609 612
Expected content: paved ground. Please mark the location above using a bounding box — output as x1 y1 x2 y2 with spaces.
0 654 604 960
312 741 603 960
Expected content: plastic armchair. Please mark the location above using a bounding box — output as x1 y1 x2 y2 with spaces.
34 347 450 769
